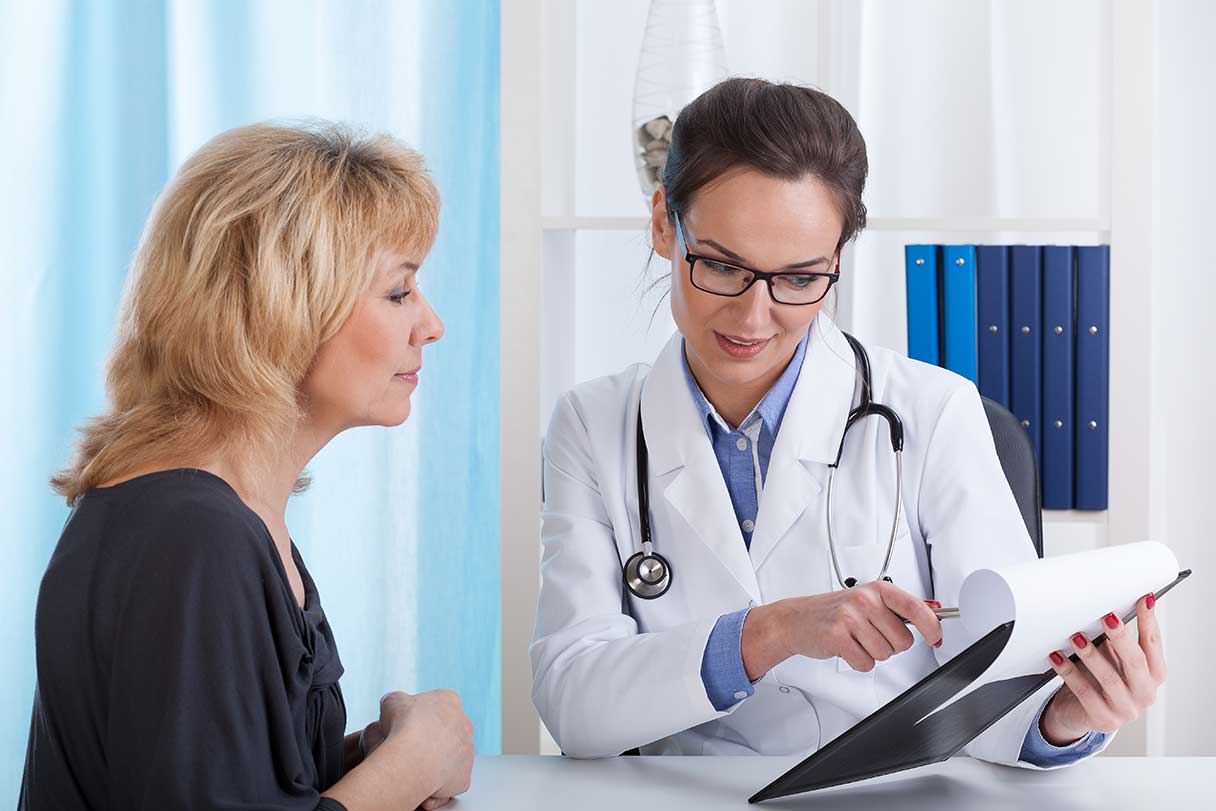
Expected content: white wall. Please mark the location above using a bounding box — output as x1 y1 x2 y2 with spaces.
1154 0 1216 757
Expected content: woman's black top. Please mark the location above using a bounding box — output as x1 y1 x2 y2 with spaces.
20 468 350 810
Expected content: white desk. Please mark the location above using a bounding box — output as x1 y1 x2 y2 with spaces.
457 755 1214 809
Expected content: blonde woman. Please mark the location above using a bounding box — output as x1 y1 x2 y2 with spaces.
20 124 473 811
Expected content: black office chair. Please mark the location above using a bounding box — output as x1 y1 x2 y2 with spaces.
980 395 1044 559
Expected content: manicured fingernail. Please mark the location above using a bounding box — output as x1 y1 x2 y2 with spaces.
1146 593 1156 610
925 600 941 609
933 638 943 648
1104 612 1120 630
1049 651 1065 666
1071 632 1088 649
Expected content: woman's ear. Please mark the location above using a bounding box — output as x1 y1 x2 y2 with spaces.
650 185 674 261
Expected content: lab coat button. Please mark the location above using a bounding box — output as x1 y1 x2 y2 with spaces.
779 686 791 694
736 437 748 451
734 691 749 700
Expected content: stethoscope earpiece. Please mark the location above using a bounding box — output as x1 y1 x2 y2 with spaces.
841 576 891 589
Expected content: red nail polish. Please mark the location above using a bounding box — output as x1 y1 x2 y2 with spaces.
926 600 941 609
1049 651 1065 666
1072 632 1088 649
1104 612 1119 629
933 638 943 648
1146 593 1156 610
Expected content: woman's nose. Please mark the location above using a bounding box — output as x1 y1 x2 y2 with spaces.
734 278 774 327
416 292 445 346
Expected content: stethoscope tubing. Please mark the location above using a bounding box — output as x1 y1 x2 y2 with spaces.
626 332 905 599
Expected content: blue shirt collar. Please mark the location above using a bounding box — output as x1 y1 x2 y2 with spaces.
680 328 810 438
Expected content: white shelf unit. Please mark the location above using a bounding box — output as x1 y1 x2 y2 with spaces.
502 0 1157 756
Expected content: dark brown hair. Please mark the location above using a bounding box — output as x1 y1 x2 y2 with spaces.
662 77 868 251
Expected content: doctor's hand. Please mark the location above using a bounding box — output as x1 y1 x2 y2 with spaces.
1039 594 1166 746
740 581 944 680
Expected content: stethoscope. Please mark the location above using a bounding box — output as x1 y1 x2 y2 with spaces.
623 332 905 600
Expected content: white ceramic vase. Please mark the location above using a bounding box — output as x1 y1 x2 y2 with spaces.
632 0 728 201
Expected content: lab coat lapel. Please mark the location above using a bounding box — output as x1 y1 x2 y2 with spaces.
749 316 857 573
641 335 762 603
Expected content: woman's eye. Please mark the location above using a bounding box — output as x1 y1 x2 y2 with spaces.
781 275 815 289
388 289 412 304
704 260 743 276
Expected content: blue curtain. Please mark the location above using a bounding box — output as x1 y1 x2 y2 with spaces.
0 0 501 799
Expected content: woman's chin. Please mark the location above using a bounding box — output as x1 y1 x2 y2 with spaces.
385 406 411 427
360 402 411 428
702 358 781 388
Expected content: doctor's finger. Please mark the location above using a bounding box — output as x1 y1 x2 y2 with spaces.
877 584 941 645
1135 594 1168 684
852 620 896 663
1100 612 1155 707
838 637 877 673
868 607 916 655
1048 650 1116 730
1071 633 1137 725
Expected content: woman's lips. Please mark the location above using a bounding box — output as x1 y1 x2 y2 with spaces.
714 331 771 359
393 369 420 384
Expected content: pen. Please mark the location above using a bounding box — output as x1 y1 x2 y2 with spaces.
901 606 960 624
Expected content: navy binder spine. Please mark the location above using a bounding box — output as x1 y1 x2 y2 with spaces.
975 246 1011 407
905 245 941 366
1041 246 1076 510
1074 245 1110 510
1009 246 1043 465
941 245 978 383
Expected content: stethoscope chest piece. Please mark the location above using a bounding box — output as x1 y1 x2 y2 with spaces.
624 548 672 599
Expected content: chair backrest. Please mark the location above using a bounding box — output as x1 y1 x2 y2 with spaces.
979 396 1044 558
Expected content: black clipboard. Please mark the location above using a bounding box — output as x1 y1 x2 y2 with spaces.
749 569 1192 803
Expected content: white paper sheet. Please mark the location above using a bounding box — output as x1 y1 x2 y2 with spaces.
922 541 1179 719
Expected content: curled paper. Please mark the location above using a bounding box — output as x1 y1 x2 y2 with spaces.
923 541 1179 719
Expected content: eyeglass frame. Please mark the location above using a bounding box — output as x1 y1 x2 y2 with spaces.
670 208 841 306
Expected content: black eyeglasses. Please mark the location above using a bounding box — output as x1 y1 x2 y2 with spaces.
671 209 839 306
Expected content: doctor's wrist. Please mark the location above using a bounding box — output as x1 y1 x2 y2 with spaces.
741 602 792 681
1039 690 1091 747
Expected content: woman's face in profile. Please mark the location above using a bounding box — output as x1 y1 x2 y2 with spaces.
301 247 444 431
656 169 843 394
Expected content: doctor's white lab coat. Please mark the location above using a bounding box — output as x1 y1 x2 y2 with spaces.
530 315 1111 765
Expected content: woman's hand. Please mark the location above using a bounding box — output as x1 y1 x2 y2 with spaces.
1040 594 1166 746
379 690 475 808
324 690 474 811
741 581 943 680
357 720 454 809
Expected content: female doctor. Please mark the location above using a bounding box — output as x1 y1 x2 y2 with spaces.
530 78 1166 765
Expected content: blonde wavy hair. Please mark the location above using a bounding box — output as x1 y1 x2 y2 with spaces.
52 122 440 506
